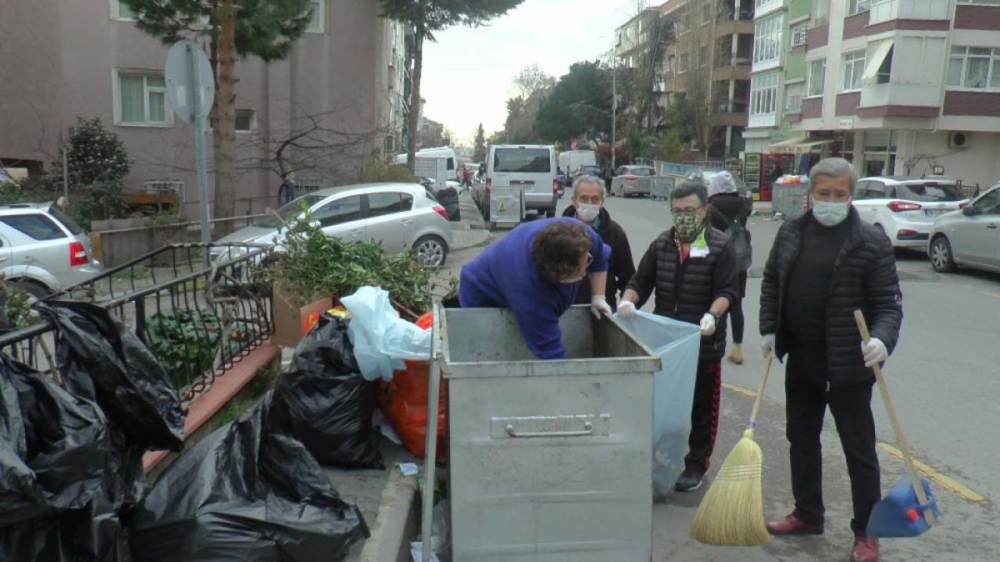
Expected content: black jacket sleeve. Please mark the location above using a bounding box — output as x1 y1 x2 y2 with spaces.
759 225 784 336
626 239 659 309
865 234 904 354
711 234 739 307
612 224 636 297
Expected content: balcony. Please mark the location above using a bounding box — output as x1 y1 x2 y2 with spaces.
858 82 942 118
869 0 950 26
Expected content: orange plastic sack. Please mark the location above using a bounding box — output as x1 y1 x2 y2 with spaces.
377 312 447 460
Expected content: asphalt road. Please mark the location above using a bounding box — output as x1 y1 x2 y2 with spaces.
444 190 1000 559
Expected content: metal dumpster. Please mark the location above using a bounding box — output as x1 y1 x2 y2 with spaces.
772 178 810 219
488 185 525 229
436 305 661 562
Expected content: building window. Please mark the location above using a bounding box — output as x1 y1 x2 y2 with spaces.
116 71 168 127
307 0 325 33
701 2 712 24
808 59 826 97
812 0 830 23
235 110 255 133
755 0 783 15
948 47 1000 89
753 14 783 70
877 47 893 84
849 0 871 15
785 82 804 112
791 24 808 47
680 53 689 73
700 46 709 67
112 0 136 21
842 50 866 91
749 72 780 126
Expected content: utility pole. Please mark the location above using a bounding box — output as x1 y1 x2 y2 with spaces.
612 41 618 172
61 134 69 203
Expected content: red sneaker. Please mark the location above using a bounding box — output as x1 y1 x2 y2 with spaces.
766 514 824 536
851 537 879 562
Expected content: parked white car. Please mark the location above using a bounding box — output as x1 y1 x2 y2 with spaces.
213 183 453 267
852 177 968 248
610 165 656 198
928 185 1000 274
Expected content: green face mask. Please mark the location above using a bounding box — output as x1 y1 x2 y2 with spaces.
672 207 707 242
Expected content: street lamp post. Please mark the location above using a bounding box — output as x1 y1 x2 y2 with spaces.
612 42 617 172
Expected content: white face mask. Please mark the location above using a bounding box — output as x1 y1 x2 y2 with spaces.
560 275 584 284
576 203 601 223
812 200 851 226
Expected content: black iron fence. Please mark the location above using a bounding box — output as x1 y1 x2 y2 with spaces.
0 244 275 404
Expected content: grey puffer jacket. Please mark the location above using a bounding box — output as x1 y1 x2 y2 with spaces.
759 208 904 386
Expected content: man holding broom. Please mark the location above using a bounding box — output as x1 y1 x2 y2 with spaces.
760 158 903 562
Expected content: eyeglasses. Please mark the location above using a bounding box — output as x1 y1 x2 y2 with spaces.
671 207 704 218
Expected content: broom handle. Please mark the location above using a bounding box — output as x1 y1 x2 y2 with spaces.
748 354 774 428
854 310 935 526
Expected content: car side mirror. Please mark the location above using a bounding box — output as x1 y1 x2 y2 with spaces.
962 206 979 217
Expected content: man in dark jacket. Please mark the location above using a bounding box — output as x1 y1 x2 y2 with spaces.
562 175 635 311
618 181 738 492
760 158 903 562
707 171 751 365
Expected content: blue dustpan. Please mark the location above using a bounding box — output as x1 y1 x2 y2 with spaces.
867 475 940 538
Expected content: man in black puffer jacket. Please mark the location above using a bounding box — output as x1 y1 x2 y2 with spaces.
619 181 738 494
563 175 635 311
760 158 903 562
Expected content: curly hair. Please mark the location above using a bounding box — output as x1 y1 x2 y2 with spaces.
531 221 592 283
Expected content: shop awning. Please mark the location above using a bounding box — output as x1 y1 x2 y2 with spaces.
863 40 895 81
768 137 835 153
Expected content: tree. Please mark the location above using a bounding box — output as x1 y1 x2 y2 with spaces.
512 64 556 98
377 0 526 173
535 62 613 145
59 117 131 186
473 123 486 162
120 0 313 229
440 126 453 148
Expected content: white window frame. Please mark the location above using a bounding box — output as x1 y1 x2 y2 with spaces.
680 53 689 73
749 72 780 127
111 0 136 21
842 50 866 91
235 110 257 134
784 82 805 112
753 14 784 71
791 24 808 47
755 0 783 17
947 47 1000 90
112 69 172 128
307 0 326 33
849 0 871 15
808 58 827 97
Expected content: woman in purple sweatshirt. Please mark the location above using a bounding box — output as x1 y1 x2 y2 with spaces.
458 218 612 359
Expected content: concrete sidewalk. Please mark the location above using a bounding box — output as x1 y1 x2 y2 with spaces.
653 379 996 561
449 191 490 251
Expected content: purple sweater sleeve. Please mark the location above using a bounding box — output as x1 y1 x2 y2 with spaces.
587 229 611 274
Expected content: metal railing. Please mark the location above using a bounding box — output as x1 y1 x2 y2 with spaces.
0 244 275 404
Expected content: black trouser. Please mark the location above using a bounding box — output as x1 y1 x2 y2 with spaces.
728 272 748 344
785 346 881 536
684 361 722 474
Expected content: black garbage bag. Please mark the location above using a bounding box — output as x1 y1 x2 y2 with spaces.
269 313 384 469
436 187 461 222
131 392 369 562
39 300 185 452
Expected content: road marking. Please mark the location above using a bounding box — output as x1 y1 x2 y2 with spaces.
720 382 989 504
980 291 1000 300
876 443 988 503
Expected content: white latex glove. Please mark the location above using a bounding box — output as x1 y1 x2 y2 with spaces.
591 295 613 320
761 334 775 358
617 300 637 318
862 338 888 368
700 313 717 336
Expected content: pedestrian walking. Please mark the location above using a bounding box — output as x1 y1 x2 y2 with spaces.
277 172 296 206
562 175 635 312
759 158 903 562
707 171 751 365
618 180 738 492
458 218 612 359
604 165 614 194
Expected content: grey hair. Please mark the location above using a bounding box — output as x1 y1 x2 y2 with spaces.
572 174 605 196
809 157 858 193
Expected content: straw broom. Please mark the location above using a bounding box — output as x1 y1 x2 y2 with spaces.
691 354 774 546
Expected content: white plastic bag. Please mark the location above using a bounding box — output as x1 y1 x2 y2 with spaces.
340 286 431 381
615 311 701 497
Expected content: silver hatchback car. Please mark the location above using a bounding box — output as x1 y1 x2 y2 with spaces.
213 183 454 266
0 202 103 298
610 165 657 197
928 184 1000 274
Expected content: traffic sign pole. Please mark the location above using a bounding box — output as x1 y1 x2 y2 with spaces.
187 44 212 252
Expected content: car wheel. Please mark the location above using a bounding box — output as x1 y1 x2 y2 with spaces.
13 280 51 301
414 235 448 267
929 236 956 273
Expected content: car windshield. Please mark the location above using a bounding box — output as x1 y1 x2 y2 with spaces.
255 194 324 228
494 149 551 173
895 183 965 202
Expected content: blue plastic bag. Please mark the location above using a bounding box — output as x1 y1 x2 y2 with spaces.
615 311 701 497
340 287 431 381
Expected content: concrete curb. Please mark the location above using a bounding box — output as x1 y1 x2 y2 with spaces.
358 467 420 562
451 229 490 251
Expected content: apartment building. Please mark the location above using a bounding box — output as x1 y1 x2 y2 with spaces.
0 0 410 217
774 0 1000 189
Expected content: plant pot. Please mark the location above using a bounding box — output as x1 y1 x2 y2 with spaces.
272 286 333 348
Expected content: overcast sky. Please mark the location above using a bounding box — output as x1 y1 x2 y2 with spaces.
420 0 642 145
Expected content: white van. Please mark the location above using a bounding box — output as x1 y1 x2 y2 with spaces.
395 147 459 188
487 145 557 219
558 150 597 177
